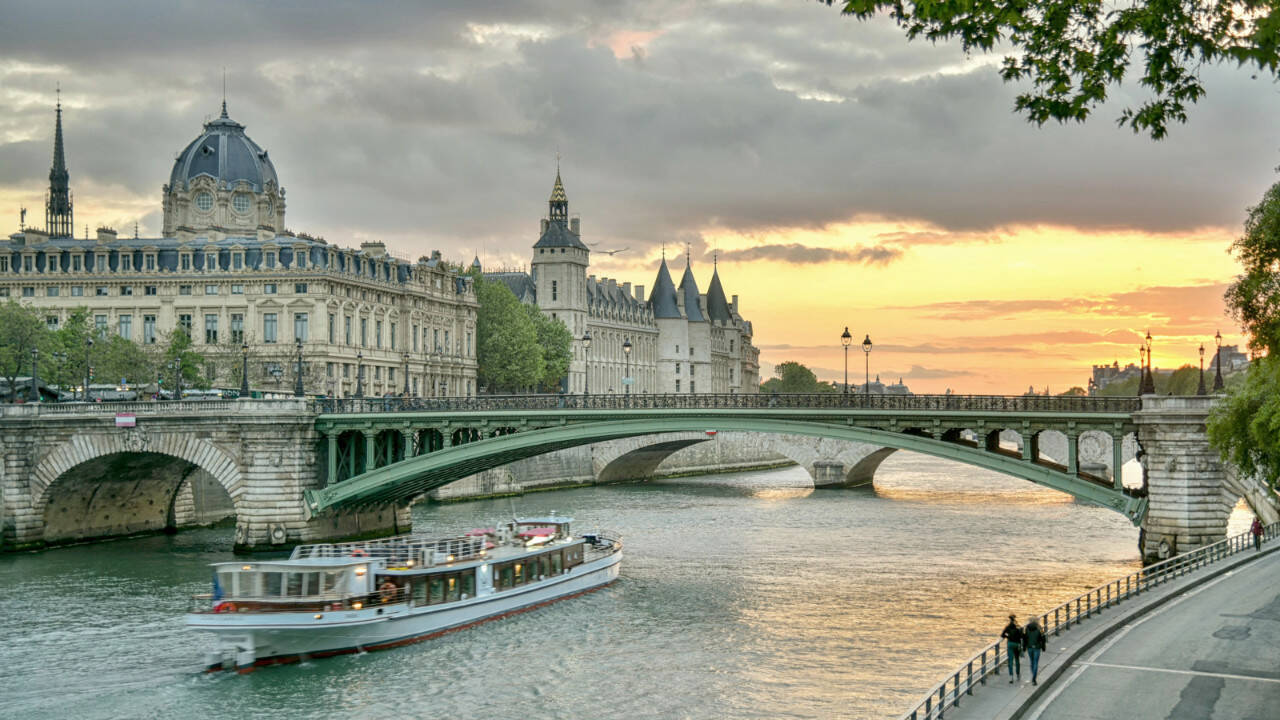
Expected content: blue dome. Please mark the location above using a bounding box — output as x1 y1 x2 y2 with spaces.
168 105 279 192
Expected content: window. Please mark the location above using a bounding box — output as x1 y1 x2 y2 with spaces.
195 191 214 211
46 287 58 297
232 253 243 270
178 314 192 335
675 363 681 375
296 251 307 269
467 332 472 356
690 381 696 393
231 314 244 344
342 363 350 379
729 368 735 382
145 254 155 271
202 284 218 295
96 254 106 272
390 322 397 350
294 283 307 294
179 284 192 295
263 283 277 294
22 286 33 297
263 313 278 343
376 320 383 349
552 280 558 301
0 257 8 272
0 288 8 297
120 285 133 296
265 252 276 269
690 346 694 356
388 367 395 384
328 314 336 344
412 325 419 352
46 315 59 330
143 315 156 345
71 255 80 272
144 285 157 296
361 318 368 347
344 316 352 345
433 329 440 351
374 366 381 380
231 284 243 294
180 254 190 271
119 314 132 341
121 254 132 271
294 313 308 342
326 362 335 379
95 286 108 296
71 286 83 297
233 194 251 214
23 256 33 272
95 314 108 335
675 379 681 392
205 314 218 344
730 340 735 353
690 364 695 377
444 330 449 352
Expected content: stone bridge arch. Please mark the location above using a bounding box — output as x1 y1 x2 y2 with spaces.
29 429 244 545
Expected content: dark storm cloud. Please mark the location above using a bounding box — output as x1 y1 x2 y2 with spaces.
0 1 1274 257
712 243 901 265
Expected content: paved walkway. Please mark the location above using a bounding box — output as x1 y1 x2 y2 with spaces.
937 543 1280 720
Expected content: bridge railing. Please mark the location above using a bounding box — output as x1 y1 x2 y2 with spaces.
317 393 1141 415
899 522 1278 720
0 398 312 417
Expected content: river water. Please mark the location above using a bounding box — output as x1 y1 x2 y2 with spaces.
0 453 1255 719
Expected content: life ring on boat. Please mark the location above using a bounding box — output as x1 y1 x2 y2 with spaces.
214 601 237 614
350 548 368 557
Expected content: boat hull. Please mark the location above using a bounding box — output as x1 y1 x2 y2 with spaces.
187 551 621 671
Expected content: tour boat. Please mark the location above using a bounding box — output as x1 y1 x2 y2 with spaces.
185 517 621 671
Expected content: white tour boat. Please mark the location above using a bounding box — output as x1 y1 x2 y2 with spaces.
186 517 621 671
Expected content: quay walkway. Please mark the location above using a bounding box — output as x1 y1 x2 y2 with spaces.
911 536 1280 720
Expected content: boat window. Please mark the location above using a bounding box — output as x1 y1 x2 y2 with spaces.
322 571 342 594
565 545 583 568
498 564 514 590
429 575 446 604
264 572 284 597
286 572 304 597
460 571 475 599
412 578 427 605
551 551 563 574
446 574 460 602
217 571 235 597
513 561 525 585
539 554 551 580
303 572 318 596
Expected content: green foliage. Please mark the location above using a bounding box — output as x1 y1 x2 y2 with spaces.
94 333 156 389
523 304 573 392
1225 180 1280 356
826 0 1280 139
1057 386 1087 396
474 277 543 392
0 300 50 392
760 361 838 393
160 329 208 390
1095 365 1212 397
1209 356 1280 490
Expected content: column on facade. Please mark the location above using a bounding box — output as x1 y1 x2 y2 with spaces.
401 429 415 459
363 429 376 473
1066 430 1079 475
1112 433 1125 490
326 431 338 486
1021 431 1034 461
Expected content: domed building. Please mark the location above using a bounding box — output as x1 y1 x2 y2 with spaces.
3 99 478 400
162 102 286 238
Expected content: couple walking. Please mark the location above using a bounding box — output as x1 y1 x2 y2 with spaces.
1000 614 1047 685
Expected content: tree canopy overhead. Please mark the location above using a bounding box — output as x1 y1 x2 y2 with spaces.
825 0 1280 139
1225 179 1280 357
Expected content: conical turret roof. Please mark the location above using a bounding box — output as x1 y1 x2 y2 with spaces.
678 259 706 322
649 257 681 318
705 266 732 323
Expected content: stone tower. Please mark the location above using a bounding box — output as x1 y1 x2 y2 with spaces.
531 167 590 391
46 92 73 238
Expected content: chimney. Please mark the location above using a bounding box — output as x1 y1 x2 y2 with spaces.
541 218 549 234
360 241 386 258
635 284 645 301
731 294 738 311
570 217 580 234
96 227 118 242
622 281 631 297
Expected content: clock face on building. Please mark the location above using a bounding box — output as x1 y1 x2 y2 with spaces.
195 191 214 212
233 193 251 214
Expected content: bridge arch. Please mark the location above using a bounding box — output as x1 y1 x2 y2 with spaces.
308 417 1145 523
30 430 243 544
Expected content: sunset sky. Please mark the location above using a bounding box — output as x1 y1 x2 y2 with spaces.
0 1 1273 393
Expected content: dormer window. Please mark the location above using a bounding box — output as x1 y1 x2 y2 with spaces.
23 255 33 272
145 254 156 271
121 254 133 271
233 253 243 270
95 254 106 272
181 253 191 271
265 251 276 269
295 250 307 269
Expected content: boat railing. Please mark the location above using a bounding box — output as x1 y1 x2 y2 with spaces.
582 529 622 560
290 535 488 565
897 521 1279 720
188 586 412 614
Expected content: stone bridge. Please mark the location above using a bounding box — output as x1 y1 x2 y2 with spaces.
1 394 1274 563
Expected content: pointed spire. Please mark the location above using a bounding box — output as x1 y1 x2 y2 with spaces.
221 68 228 118
46 85 73 238
649 256 681 319
549 164 568 222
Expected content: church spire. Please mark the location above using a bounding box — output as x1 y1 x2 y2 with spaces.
46 86 73 238
548 165 568 223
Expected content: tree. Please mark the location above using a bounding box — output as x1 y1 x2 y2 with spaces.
474 277 543 392
1209 355 1280 490
824 1 1280 139
1225 180 1280 357
94 333 156 391
524 304 573 392
158 329 207 393
0 300 49 395
760 361 837 393
1057 386 1087 396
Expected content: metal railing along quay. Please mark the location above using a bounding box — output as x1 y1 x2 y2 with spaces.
898 522 1278 720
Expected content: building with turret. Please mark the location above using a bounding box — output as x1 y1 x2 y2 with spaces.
484 169 760 394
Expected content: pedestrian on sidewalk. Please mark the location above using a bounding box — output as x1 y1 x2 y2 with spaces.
1251 517 1264 551
1023 616 1047 685
1000 614 1024 682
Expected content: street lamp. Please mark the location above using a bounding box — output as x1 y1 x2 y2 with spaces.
1213 330 1225 391
861 334 872 398
170 355 183 400
622 337 632 396
1142 330 1155 394
1137 346 1145 397
29 347 39 402
51 351 66 400
582 331 592 395
240 342 250 398
841 327 852 393
402 352 410 396
355 351 364 398
83 337 93 402
1197 343 1207 395
293 338 305 398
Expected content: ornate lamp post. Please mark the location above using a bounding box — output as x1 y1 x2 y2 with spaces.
622 337 632 397
402 352 410 396
293 338 305 398
1142 331 1155 394
51 351 66 400
83 337 93 402
354 351 364 398
1213 330 1225 391
1197 343 1207 395
583 331 593 394
171 355 183 400
29 347 40 402
1137 346 1146 397
240 342 250 398
861 334 873 398
841 327 852 393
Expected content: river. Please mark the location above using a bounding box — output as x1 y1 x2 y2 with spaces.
0 453 1255 719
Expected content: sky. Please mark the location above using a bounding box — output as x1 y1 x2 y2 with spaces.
0 0 1274 393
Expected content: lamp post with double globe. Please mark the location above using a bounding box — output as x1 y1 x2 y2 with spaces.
1142 331 1155 394
861 334 873 398
1197 343 1207 395
841 327 852 393
1213 330 1225 391
622 337 632 397
582 331 592 395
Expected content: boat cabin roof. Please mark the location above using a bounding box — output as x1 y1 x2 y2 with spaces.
211 558 371 571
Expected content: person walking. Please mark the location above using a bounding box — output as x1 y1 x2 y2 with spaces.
1023 616 1048 685
1251 516 1264 551
1001 614 1024 682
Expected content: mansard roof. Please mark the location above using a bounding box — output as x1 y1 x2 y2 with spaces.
648 257 681 319
533 219 589 251
705 267 732 323
678 261 705 322
485 271 537 304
